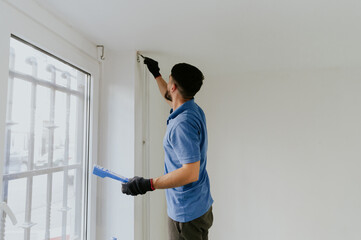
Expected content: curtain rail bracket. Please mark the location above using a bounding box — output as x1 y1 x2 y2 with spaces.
96 45 105 60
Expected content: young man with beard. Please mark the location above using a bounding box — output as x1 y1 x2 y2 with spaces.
122 57 213 240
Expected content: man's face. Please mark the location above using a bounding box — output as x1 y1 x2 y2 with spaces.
165 75 174 102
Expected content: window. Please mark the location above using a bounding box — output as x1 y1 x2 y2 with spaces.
1 36 90 240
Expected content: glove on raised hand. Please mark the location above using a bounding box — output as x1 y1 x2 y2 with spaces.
122 176 155 196
143 57 161 78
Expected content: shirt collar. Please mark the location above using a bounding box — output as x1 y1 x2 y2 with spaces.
167 99 195 124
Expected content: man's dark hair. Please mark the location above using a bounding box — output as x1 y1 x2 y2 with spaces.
171 63 204 99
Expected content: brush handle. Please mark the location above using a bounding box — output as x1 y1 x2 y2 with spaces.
106 171 129 183
93 165 129 183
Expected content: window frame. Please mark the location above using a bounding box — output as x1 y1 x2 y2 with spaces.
0 2 100 240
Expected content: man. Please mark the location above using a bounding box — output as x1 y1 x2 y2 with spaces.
122 56 213 240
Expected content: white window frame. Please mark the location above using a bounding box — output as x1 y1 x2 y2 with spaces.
0 1 100 240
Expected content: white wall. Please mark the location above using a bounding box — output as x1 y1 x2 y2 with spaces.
97 50 137 240
99 52 170 240
135 53 173 240
195 68 361 240
147 55 173 240
142 54 361 240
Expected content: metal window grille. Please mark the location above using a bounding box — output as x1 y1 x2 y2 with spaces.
1 36 90 240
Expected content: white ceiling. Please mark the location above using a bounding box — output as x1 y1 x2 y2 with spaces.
35 0 361 72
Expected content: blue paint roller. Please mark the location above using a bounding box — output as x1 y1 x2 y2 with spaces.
92 165 129 183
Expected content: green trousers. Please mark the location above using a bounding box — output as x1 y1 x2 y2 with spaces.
168 206 213 240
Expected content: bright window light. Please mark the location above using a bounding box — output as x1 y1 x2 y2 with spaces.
1 35 91 240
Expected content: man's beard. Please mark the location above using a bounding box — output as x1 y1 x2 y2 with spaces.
165 89 172 101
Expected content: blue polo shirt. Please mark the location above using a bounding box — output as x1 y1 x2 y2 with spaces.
164 99 213 222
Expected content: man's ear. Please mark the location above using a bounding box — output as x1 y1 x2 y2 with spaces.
171 83 177 92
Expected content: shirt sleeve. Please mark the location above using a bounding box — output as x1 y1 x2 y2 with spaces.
170 120 201 164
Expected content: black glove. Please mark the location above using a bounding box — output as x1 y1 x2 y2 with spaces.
122 176 154 196
143 57 161 78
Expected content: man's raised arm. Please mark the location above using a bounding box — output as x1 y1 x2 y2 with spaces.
143 57 172 107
